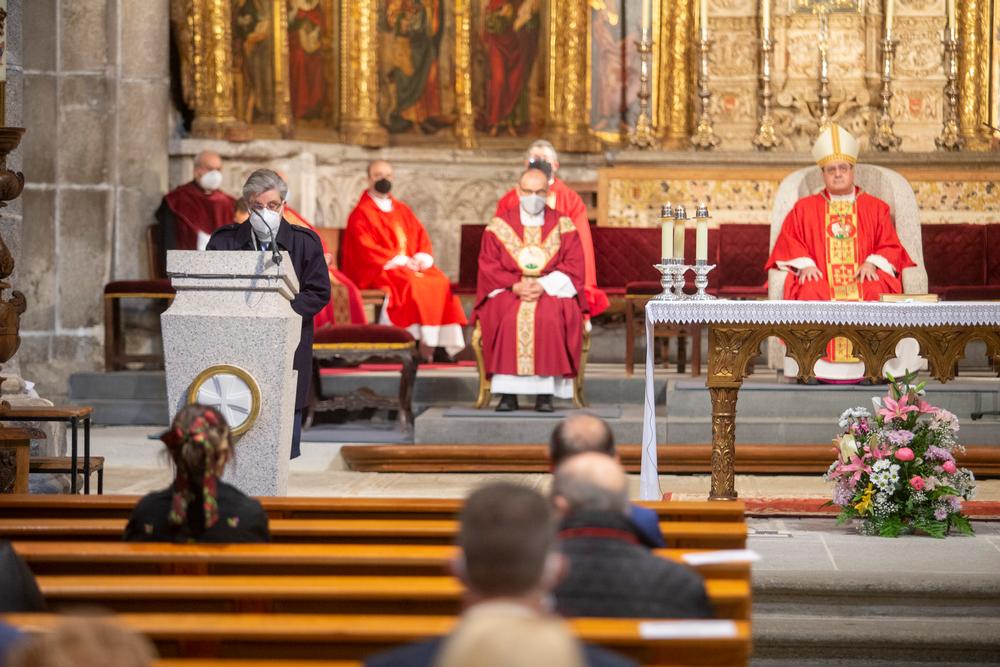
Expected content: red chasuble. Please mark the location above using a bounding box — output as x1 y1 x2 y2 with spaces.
284 205 366 328
496 178 609 316
163 181 236 250
341 192 466 331
765 188 916 368
473 205 587 380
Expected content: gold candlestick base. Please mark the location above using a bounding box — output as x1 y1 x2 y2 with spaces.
871 37 902 151
936 30 963 151
691 37 721 151
629 35 658 150
752 37 780 151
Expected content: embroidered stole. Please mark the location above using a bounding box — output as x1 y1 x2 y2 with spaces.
824 198 860 363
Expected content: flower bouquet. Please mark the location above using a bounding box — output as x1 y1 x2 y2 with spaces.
824 371 976 538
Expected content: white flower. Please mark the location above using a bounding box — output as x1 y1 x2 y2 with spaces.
836 434 859 462
872 396 883 411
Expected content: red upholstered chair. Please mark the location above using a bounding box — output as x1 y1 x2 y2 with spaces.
923 223 1000 300
715 224 769 300
319 227 387 320
451 224 486 296
309 324 419 432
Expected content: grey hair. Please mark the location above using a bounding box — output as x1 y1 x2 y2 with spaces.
242 168 288 202
526 139 558 164
551 469 628 515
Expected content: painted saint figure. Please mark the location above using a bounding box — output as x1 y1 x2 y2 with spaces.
482 0 541 136
288 0 326 121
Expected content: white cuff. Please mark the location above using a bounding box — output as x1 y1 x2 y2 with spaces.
537 271 577 298
383 255 409 270
413 252 434 270
487 288 505 299
865 254 896 277
777 257 817 272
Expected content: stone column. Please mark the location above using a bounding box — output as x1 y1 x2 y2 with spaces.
547 0 594 153
661 0 694 149
453 0 477 149
190 0 237 138
339 0 387 147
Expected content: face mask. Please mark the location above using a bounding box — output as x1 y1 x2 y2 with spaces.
527 157 553 180
198 169 223 192
250 206 282 239
374 178 392 195
519 193 546 216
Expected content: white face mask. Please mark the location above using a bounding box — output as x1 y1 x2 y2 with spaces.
250 206 282 240
198 169 223 192
519 193 546 216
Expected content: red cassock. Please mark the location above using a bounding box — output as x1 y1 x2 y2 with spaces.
496 178 609 316
473 205 587 381
163 181 236 250
765 189 915 302
284 205 366 328
341 192 467 333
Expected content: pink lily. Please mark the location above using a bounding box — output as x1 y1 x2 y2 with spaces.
877 394 919 421
836 454 871 485
914 397 937 415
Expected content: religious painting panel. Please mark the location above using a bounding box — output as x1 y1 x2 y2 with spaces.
471 0 547 137
232 0 278 125
376 0 457 136
287 0 337 128
589 0 644 142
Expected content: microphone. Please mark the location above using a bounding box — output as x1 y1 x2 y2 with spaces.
252 209 283 266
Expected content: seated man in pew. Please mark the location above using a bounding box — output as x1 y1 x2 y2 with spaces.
124 405 269 543
475 168 588 412
552 453 713 619
550 414 666 548
366 483 635 667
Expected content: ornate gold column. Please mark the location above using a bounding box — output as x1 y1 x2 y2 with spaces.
453 0 477 149
661 0 694 149
339 0 387 147
547 0 595 153
272 0 293 136
189 0 237 138
958 0 991 149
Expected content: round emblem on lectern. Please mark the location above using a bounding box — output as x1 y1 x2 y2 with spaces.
187 365 262 436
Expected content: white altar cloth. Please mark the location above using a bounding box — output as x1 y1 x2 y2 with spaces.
639 299 1000 499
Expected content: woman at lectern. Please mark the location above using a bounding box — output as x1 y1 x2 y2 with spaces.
124 404 270 543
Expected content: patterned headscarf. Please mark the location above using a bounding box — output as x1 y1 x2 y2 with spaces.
160 404 231 531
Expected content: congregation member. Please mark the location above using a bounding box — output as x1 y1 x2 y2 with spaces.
552 453 714 619
207 169 331 457
341 160 467 360
475 168 588 413
7 617 156 667
365 483 636 667
550 414 666 548
765 124 916 382
496 140 609 316
155 150 237 263
124 404 270 543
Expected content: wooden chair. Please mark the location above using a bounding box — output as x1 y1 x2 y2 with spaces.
307 325 419 433
471 320 590 409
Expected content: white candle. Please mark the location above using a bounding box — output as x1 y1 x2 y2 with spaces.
885 0 894 38
947 0 956 32
641 0 651 38
673 220 686 260
700 0 709 40
762 0 771 39
695 220 709 262
661 220 672 260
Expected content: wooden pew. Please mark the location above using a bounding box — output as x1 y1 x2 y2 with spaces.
3 613 752 666
0 495 747 523
32 574 751 619
0 517 747 549
13 542 754 581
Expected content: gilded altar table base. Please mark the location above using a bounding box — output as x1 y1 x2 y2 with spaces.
706 323 1000 501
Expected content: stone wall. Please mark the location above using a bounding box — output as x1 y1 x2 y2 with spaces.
19 0 171 398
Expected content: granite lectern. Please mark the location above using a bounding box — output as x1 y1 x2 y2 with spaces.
162 250 301 495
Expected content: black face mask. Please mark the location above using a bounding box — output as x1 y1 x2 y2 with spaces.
527 157 553 180
374 178 392 194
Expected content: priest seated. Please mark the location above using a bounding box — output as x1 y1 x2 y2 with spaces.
341 160 467 360
473 168 588 413
764 124 917 382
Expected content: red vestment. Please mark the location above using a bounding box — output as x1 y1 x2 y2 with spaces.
484 0 539 126
496 178 609 315
284 205 366 328
473 205 587 380
342 192 467 334
163 181 236 250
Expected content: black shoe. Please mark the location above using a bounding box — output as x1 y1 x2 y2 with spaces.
495 394 519 412
534 394 554 413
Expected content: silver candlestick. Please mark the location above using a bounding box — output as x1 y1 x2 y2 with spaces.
936 27 962 150
872 36 902 150
629 31 657 149
817 10 832 130
753 35 780 150
690 260 717 300
652 259 684 301
691 36 721 149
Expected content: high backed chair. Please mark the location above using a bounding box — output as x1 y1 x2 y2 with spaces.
766 165 929 370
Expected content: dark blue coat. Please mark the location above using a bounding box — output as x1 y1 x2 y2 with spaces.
207 219 330 410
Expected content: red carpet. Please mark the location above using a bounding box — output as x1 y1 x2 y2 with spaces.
321 361 476 375
739 497 1000 519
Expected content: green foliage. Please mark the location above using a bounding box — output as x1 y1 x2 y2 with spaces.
950 513 975 536
914 517 948 539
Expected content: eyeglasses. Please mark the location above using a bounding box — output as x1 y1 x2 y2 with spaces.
250 201 284 212
823 164 853 174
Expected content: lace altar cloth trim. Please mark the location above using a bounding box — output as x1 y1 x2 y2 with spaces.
645 300 1000 327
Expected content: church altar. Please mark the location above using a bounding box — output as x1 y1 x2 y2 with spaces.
639 299 1000 501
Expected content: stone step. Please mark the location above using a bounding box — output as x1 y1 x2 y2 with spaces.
72 398 170 426
68 371 167 401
